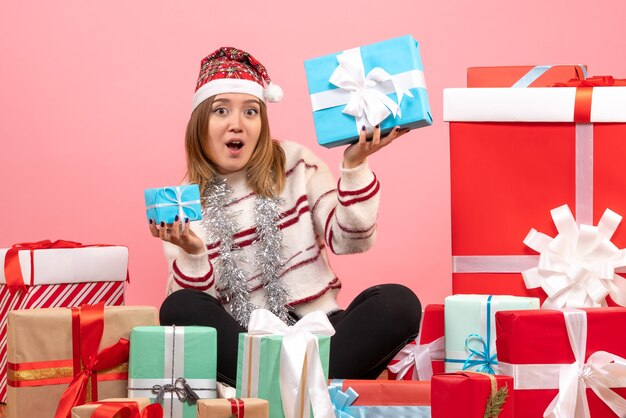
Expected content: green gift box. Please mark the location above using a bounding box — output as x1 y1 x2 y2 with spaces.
128 326 217 418
236 310 333 418
444 294 539 374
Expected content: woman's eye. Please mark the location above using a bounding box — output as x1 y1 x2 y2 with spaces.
245 108 259 116
213 108 228 115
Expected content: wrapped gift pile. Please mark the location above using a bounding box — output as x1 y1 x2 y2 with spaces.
430 64 626 417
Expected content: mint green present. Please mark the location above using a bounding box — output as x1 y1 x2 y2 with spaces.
444 294 539 374
236 309 334 418
128 326 217 418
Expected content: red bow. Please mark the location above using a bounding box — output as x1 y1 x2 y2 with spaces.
54 302 131 418
91 401 164 418
4 240 83 293
552 76 626 122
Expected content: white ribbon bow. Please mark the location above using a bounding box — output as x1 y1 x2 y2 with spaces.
522 204 626 308
543 309 626 418
388 337 444 381
328 48 414 130
248 309 336 418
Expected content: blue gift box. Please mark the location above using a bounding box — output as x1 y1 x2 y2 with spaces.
304 35 433 148
144 184 202 224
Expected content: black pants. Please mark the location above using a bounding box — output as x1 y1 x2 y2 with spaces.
160 284 421 387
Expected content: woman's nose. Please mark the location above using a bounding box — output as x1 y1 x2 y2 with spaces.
228 112 243 132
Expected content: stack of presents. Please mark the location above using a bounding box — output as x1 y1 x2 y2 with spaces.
3 35 626 417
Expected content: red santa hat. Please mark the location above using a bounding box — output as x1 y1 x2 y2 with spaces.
192 47 283 110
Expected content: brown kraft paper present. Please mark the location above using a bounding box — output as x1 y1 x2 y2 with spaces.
71 398 152 418
197 398 269 418
7 304 158 418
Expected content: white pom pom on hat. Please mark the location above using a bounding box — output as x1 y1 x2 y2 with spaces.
192 47 283 110
264 83 284 103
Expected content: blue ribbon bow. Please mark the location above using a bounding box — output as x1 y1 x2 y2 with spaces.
461 294 497 374
328 381 359 418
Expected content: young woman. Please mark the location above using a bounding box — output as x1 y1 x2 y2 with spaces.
151 47 421 387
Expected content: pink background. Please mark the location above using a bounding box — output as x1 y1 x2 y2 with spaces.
2 0 625 310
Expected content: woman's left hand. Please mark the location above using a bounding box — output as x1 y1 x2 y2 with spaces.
343 125 410 169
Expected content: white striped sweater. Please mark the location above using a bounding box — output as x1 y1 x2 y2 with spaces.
163 141 380 317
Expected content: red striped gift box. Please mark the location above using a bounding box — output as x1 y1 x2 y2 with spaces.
0 241 128 402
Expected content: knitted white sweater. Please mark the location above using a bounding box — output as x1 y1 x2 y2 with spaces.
163 141 380 317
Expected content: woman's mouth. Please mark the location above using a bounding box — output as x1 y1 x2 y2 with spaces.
226 140 244 151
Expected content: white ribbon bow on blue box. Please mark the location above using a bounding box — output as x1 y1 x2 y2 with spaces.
305 35 433 148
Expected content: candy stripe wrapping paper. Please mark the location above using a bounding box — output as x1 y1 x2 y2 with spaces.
128 326 217 418
496 307 626 417
445 79 626 304
304 35 432 148
236 309 333 418
0 243 128 403
444 294 539 374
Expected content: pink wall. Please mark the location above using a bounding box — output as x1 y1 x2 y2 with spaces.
2 0 625 309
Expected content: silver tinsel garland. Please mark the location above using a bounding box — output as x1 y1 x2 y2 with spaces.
254 194 290 323
202 177 290 326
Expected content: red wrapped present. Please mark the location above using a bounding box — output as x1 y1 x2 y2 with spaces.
467 64 587 87
496 307 626 418
0 240 128 402
444 76 626 306
431 371 513 418
387 304 444 380
329 379 430 417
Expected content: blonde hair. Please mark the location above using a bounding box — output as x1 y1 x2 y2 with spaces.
185 97 286 197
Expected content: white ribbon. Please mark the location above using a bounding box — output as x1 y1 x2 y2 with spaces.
310 47 425 131
388 336 444 381
146 186 201 232
499 309 626 418
522 204 626 308
247 309 336 418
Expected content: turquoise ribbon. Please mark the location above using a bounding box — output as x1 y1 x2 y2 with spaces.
328 382 359 418
444 295 498 374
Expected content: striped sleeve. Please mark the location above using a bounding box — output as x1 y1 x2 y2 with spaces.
162 238 216 296
304 149 380 255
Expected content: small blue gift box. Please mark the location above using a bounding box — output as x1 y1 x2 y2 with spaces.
144 184 202 224
304 35 433 148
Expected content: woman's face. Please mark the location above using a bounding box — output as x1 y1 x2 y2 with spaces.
206 93 262 174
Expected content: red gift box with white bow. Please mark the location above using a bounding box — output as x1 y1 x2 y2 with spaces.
444 76 626 307
496 307 626 418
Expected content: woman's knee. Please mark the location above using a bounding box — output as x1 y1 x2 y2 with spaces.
378 284 422 335
159 288 221 325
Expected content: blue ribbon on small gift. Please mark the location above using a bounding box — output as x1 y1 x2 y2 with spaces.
328 381 359 418
445 295 498 374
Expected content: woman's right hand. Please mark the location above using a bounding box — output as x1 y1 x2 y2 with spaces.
148 217 206 255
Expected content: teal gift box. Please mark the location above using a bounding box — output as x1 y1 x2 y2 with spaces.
236 333 331 418
144 185 202 224
304 35 433 148
128 326 217 418
444 294 539 374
